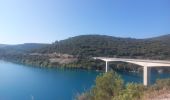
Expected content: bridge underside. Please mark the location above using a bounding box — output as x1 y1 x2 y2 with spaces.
93 57 170 86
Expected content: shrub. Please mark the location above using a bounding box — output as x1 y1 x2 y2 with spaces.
113 83 145 100
76 71 124 100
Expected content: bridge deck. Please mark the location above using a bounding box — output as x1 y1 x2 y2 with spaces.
94 57 170 67
93 57 170 86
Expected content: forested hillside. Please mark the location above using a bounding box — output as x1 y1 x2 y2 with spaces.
0 43 49 54
0 34 170 70
33 34 170 60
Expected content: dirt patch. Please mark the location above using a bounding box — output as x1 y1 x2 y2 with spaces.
50 58 77 64
143 90 170 100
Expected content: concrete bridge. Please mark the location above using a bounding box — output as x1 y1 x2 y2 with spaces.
93 57 170 86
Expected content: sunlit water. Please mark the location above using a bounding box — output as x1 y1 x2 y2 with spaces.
0 61 170 100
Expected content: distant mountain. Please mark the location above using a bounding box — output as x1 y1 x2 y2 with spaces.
149 34 170 43
0 44 8 48
33 34 170 60
9 43 49 51
0 43 49 54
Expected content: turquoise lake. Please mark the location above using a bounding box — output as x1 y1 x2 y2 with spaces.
0 61 170 100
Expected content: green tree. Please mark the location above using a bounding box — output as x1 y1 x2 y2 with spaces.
80 71 124 100
113 83 145 100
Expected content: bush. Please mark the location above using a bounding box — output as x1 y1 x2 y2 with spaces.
91 71 123 100
154 79 170 90
113 83 145 100
76 71 124 100
76 71 170 100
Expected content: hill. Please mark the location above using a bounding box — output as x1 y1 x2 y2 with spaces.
33 35 170 60
0 43 49 54
0 34 170 70
150 34 170 40
0 44 8 48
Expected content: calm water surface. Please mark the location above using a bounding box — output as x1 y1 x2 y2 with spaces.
0 61 170 100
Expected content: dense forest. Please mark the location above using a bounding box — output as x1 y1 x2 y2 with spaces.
0 34 170 71
33 34 170 59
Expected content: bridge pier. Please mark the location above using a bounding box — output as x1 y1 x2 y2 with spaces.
105 61 109 72
143 66 151 86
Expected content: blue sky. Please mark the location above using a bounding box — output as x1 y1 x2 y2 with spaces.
0 0 170 44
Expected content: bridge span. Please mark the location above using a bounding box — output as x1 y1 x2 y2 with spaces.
93 57 170 86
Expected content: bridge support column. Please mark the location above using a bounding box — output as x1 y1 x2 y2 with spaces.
143 66 151 86
105 61 109 72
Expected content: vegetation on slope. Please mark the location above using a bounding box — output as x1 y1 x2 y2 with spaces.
33 35 170 60
31 34 170 71
76 71 170 100
0 34 170 71
0 43 49 54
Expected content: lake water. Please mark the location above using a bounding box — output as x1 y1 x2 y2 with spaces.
0 61 170 100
